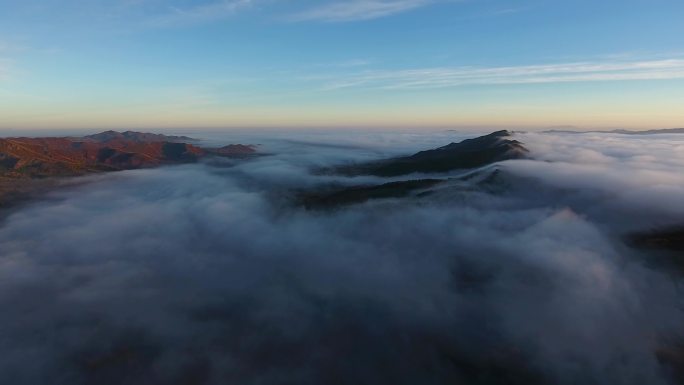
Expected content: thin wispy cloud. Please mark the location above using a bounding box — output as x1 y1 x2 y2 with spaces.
147 0 255 27
289 0 435 22
319 58 684 89
336 59 372 67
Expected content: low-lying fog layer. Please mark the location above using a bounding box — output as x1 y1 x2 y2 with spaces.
1 130 684 385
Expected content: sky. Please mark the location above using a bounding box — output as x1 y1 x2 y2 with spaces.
0 0 683 131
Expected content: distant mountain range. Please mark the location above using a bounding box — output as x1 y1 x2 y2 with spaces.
1 130 526 210
545 128 684 135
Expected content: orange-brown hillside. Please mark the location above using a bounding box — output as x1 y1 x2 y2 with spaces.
0 131 259 209
0 136 204 178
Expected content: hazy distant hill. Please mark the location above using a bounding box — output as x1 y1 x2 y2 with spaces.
610 128 684 135
545 128 684 135
204 144 259 158
83 130 197 143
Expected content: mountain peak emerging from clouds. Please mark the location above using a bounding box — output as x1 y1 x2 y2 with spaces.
336 130 528 177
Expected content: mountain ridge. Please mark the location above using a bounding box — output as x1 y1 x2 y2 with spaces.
333 130 528 177
301 131 528 209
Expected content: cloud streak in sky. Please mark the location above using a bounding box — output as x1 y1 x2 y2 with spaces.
147 0 256 27
319 58 684 89
289 0 435 22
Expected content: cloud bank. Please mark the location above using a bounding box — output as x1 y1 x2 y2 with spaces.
1 131 684 384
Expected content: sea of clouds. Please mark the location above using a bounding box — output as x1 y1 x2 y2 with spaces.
1 130 684 385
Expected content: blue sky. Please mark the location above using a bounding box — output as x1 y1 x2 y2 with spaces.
1 0 684 130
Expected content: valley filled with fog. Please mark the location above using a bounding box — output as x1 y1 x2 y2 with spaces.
1 130 684 385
